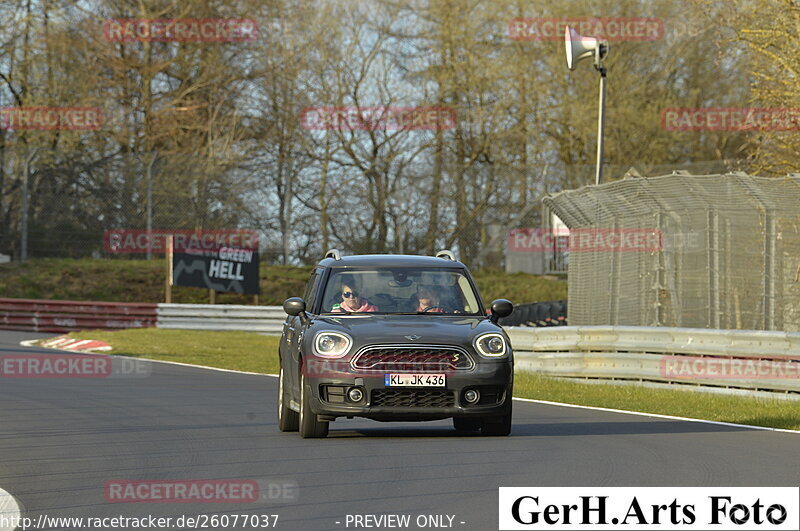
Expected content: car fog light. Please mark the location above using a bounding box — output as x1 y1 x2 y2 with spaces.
348 388 364 402
464 389 480 404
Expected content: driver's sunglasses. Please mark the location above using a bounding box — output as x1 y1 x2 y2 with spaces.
342 291 359 298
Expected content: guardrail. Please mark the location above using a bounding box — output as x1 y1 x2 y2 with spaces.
0 298 285 334
157 304 285 334
4 298 799 395
508 326 800 393
0 298 157 333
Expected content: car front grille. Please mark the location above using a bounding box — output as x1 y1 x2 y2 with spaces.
371 389 455 408
352 345 473 372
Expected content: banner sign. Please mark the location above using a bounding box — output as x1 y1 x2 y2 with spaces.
171 246 260 295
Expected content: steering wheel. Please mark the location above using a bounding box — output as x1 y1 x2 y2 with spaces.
420 306 446 313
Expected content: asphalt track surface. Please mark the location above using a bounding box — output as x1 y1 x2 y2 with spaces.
0 330 798 531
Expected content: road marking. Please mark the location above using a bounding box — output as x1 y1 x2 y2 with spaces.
18 336 797 434
513 397 800 434
125 357 278 377
20 339 270 376
0 487 21 531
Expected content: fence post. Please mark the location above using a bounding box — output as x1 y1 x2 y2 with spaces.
165 235 173 303
707 209 720 329
20 148 38 262
145 152 158 261
765 213 776 330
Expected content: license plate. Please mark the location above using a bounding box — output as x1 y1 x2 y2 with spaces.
384 374 446 387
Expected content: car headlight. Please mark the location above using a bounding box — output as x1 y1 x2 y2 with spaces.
474 333 507 357
313 331 352 358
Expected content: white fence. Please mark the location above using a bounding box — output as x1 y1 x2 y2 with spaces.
157 304 285 334
155 305 800 394
509 326 800 393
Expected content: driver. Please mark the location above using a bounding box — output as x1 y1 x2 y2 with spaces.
416 285 444 313
331 277 379 313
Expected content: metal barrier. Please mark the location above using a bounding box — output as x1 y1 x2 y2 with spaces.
0 297 157 333
4 297 799 395
0 298 286 334
508 326 800 393
156 304 286 334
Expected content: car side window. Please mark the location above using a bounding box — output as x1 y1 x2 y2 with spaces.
302 269 323 312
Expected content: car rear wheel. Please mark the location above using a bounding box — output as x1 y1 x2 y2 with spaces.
481 399 512 436
277 366 299 432
452 417 481 432
299 371 329 438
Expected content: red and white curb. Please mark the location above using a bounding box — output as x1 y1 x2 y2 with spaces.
21 335 112 353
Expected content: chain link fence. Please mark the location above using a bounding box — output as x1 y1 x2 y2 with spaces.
1 149 747 271
0 150 275 261
544 173 800 332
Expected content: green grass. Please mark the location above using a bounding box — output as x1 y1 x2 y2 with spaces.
68 328 280 375
0 259 311 305
516 372 800 431
473 269 567 303
64 328 800 431
0 258 567 306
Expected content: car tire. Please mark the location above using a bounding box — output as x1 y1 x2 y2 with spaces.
277 366 299 432
299 371 329 438
453 417 481 432
480 399 512 436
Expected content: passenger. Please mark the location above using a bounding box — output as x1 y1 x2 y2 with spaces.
416 285 444 313
331 280 379 313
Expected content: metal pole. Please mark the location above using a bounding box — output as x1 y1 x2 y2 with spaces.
146 152 157 260
765 213 776 330
595 68 607 186
20 148 37 262
20 155 28 262
165 235 173 303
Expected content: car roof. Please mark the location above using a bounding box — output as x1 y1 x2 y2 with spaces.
317 254 468 269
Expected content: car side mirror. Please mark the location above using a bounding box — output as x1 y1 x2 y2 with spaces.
283 297 309 323
489 299 513 323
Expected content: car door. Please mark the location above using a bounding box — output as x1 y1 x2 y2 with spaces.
284 268 323 398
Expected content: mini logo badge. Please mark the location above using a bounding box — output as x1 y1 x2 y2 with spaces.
404 335 421 341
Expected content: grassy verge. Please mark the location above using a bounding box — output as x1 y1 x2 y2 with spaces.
0 258 311 305
515 372 800 431
68 328 281 375
63 328 800 431
0 258 567 306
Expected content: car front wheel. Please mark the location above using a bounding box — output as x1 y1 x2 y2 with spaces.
481 399 512 436
277 366 299 432
299 371 329 438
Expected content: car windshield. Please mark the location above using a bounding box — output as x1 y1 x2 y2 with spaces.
320 268 482 316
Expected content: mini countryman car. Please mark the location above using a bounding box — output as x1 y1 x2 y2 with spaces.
277 250 514 438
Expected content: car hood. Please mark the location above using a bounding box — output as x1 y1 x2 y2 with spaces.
309 314 504 346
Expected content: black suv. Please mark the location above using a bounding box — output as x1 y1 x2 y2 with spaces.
277 250 514 438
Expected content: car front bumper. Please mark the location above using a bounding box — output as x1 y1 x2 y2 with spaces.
302 357 513 421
